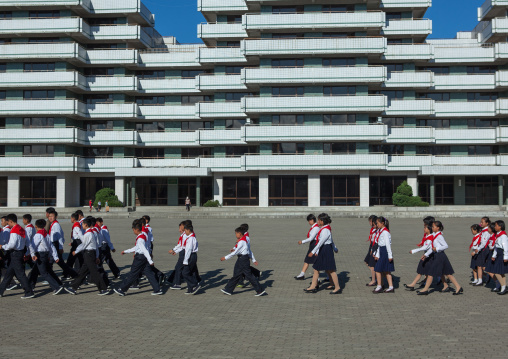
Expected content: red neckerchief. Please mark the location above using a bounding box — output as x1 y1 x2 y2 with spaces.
11 224 26 238
307 223 318 238
375 227 389 244
3 225 11 231
315 225 331 245
136 233 147 245
26 224 34 229
495 231 507 245
177 233 184 246
469 234 481 250
369 227 376 242
431 232 442 247
49 220 58 235
85 228 94 234
101 225 108 230
184 233 195 246
72 222 81 230
37 229 48 237
142 226 149 234
417 234 428 247
486 233 496 247
234 234 248 248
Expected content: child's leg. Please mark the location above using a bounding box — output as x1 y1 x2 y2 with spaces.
143 263 161 292
243 262 263 293
368 266 376 284
408 274 421 287
119 256 145 292
477 266 483 282
224 258 244 293
495 273 506 288
307 269 320 289
375 271 382 288
327 270 341 290
385 272 393 288
300 263 309 275
421 275 433 292
472 269 478 282
38 253 61 291
446 274 461 290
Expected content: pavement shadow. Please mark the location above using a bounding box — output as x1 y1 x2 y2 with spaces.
338 271 350 289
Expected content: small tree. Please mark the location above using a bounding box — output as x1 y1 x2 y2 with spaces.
203 199 222 207
93 188 123 207
392 181 429 207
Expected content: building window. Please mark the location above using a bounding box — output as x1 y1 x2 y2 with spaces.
370 144 404 155
467 92 498 101
370 90 404 101
370 176 406 206
386 64 404 72
181 95 213 105
417 119 450 128
223 177 259 206
87 18 119 25
272 87 304 97
271 59 304 68
23 145 54 157
323 143 356 154
418 92 451 101
322 58 356 67
323 86 356 96
468 146 499 155
181 69 213 78
23 63 55 72
84 147 114 158
225 41 240 47
225 93 253 102
272 143 305 154
136 122 164 132
418 176 454 205
467 66 496 74
84 94 113 104
136 70 165 79
269 175 308 206
380 117 404 127
225 146 258 157
417 66 450 75
80 177 115 206
226 66 243 74
416 146 451 155
181 121 212 131
19 177 56 206
272 6 304 14
178 177 196 206
467 119 499 128
322 4 353 12
84 68 114 76
83 121 113 131
0 63 5 73
386 12 402 20
0 91 5 101
321 175 360 206
0 11 12 19
0 177 6 207
272 114 304 126
323 114 356 125
181 147 212 158
135 148 165 159
136 96 165 106
225 119 246 129
466 176 499 205
226 15 242 24
24 90 55 100
135 178 168 206
28 37 59 43
272 33 305 39
322 32 355 38
29 10 59 18
23 117 54 128
0 118 5 128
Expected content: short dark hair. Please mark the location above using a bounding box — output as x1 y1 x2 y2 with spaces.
1 216 7 220
71 213 79 221
6 213 17 223
76 210 84 217
306 214 317 223
49 211 58 217
239 223 249 232
35 219 46 229
83 218 93 228
185 219 192 226
184 224 193 232
376 216 389 231
433 220 444 231
318 213 332 225
489 223 496 232
46 207 56 214
23 214 32 222
424 223 433 233
96 217 103 224
495 220 506 231
142 215 151 223
139 217 146 226
471 224 481 233
423 216 435 225
235 227 245 234
482 217 491 225
132 219 142 231
89 217 96 226
179 221 186 227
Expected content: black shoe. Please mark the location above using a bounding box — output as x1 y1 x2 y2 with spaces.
416 290 429 295
372 287 383 294
492 287 501 292
497 288 508 295
452 288 464 296
303 288 318 293
474 282 484 287
440 287 454 293
294 276 305 280
384 288 395 293
325 286 335 290
366 282 376 287
158 275 164 287
330 289 342 295
403 284 415 291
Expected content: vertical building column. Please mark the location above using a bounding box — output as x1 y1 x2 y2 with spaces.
115 177 125 204
359 171 370 208
196 177 201 207
125 179 130 208
308 174 320 207
454 176 466 205
213 174 223 204
7 175 19 208
259 172 269 207
56 174 66 208
130 177 136 208
430 176 435 206
407 172 418 196
499 175 504 207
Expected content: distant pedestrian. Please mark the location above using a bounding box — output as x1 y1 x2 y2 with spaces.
89 199 93 213
98 201 102 212
185 197 191 212
105 201 109 213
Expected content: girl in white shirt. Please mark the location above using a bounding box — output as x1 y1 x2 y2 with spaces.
469 224 482 285
364 215 378 287
404 222 434 291
488 220 508 295
373 217 394 294
295 214 319 280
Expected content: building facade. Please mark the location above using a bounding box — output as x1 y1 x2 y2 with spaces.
0 0 508 208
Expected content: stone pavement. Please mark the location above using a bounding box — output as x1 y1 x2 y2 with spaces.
2 216 508 359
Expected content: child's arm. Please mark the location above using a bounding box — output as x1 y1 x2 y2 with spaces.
102 230 115 251
385 233 393 260
183 238 194 265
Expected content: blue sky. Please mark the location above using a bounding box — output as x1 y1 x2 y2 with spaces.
143 0 485 43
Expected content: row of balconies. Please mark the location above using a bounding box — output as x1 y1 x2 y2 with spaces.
479 0 508 21
0 0 154 26
2 125 508 146
4 69 508 92
2 97 508 118
478 17 508 43
1 153 507 175
2 40 508 66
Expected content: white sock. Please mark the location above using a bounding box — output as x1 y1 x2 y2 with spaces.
297 272 305 277
477 279 482 284
388 286 393 290
502 286 506 291
375 285 382 291
472 279 477 283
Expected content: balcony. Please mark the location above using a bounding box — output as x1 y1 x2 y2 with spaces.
0 42 80 61
83 0 155 26
495 70 508 87
139 48 202 68
195 74 247 91
432 155 497 166
0 128 78 144
197 0 248 12
137 158 199 168
0 99 83 117
195 102 247 118
242 12 385 32
434 128 497 144
382 19 432 37
86 25 152 47
388 155 433 171
0 156 78 172
433 45 495 63
495 42 508 59
434 101 496 117
85 76 138 93
386 127 433 143
80 157 137 172
495 98 508 115
244 124 387 142
433 74 496 90
0 71 83 90
197 23 248 40
478 0 508 21
241 37 387 56
80 130 138 146
383 44 433 60
496 126 508 142
197 46 247 63
384 71 433 88
85 49 138 65
241 66 386 86
244 154 388 171
85 103 138 119
0 17 83 36
242 95 387 114
385 99 434 116
138 105 199 120
200 157 243 172
482 17 508 43
138 78 198 94
137 131 199 147
198 129 245 145
381 0 433 9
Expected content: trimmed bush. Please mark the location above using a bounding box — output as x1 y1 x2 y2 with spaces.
392 181 429 207
203 199 221 207
93 188 123 207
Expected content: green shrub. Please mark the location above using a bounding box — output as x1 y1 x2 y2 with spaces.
203 199 221 207
93 188 123 207
392 181 429 207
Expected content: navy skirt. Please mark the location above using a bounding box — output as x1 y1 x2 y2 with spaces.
363 243 372 265
417 255 433 275
374 246 395 273
313 244 336 272
475 248 489 267
367 243 378 267
304 241 318 264
470 253 479 270
489 249 508 275
427 251 454 277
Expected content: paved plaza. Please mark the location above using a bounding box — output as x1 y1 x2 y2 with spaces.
2 216 508 359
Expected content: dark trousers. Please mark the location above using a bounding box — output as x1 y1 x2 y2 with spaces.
34 252 61 291
225 255 262 294
67 239 83 271
28 256 62 288
52 241 78 278
168 251 202 285
70 250 107 291
120 254 160 292
182 252 199 290
0 251 34 296
99 245 120 277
